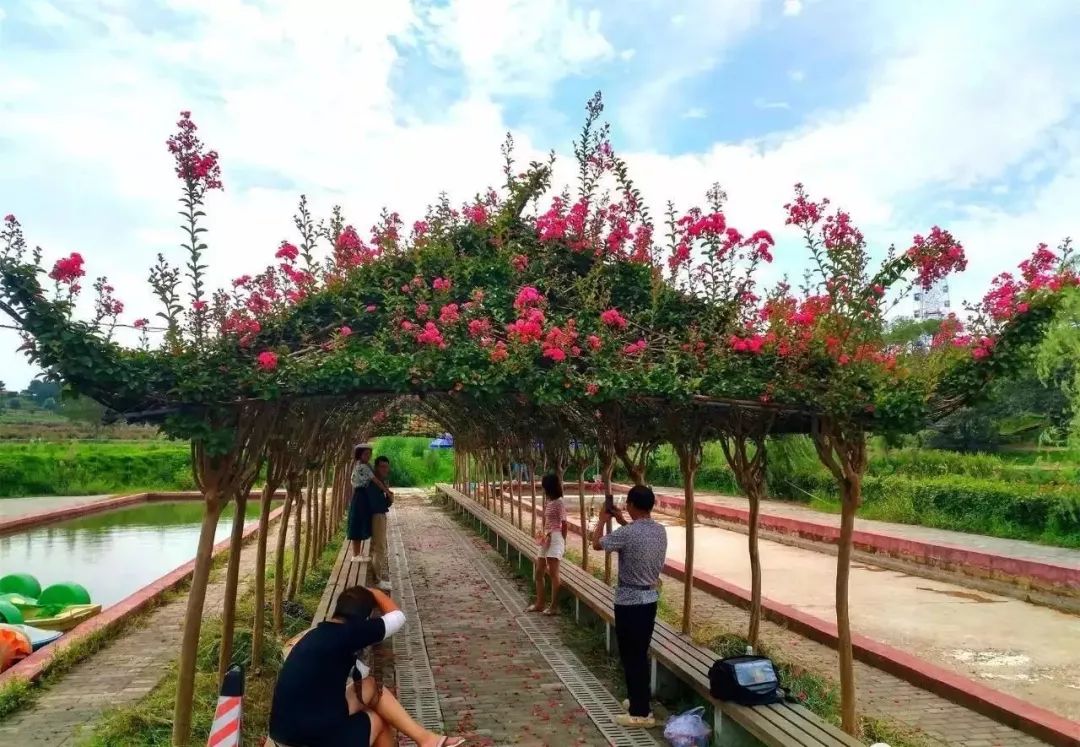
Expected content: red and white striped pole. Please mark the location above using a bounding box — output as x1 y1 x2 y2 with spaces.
208 664 244 747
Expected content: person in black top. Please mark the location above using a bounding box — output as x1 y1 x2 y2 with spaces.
269 586 464 747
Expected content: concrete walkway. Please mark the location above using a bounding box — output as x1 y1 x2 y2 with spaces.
390 494 657 747
0 516 286 747
0 495 111 520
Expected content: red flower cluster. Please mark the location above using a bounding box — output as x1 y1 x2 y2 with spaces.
468 318 492 338
223 311 261 346
729 334 765 354
623 339 647 356
511 254 529 272
166 111 222 191
507 307 545 344
416 321 447 348
133 318 149 329
432 277 452 292
463 204 488 225
256 351 278 371
49 252 85 286
536 197 588 250
907 227 967 290
438 303 461 325
599 308 627 329
587 334 603 351
276 242 299 262
784 184 829 228
489 341 509 362
513 286 544 310
541 321 579 362
334 225 379 269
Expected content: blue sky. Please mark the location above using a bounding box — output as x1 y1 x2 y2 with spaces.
1 0 1079 389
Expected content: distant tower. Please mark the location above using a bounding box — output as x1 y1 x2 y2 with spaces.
913 280 950 320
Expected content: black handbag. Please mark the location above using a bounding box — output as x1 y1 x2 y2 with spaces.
708 655 783 706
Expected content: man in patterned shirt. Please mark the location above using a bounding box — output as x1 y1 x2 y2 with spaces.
591 484 667 728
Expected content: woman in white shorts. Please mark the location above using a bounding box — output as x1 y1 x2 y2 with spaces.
527 474 568 616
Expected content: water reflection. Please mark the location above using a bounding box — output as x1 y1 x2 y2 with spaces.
0 500 264 608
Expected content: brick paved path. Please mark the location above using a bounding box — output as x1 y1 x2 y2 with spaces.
0 517 287 747
390 494 658 747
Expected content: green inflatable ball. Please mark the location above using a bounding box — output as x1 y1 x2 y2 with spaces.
0 599 23 624
38 582 91 607
0 574 41 599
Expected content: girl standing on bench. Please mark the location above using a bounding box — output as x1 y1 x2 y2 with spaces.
526 473 568 616
269 585 465 747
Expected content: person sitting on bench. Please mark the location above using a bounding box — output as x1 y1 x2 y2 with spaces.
269 585 465 747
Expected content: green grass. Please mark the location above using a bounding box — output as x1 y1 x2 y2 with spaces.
86 535 340 746
0 437 455 498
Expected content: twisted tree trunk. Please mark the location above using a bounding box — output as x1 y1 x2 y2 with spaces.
217 490 247 684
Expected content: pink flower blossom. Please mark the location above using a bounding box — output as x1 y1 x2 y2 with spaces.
133 318 149 329
907 226 967 290
506 307 546 344
464 204 488 224
276 241 299 262
784 184 829 228
339 326 352 337
256 351 278 371
468 318 492 338
585 382 600 396
401 320 415 331
366 304 377 312
587 334 603 351
3 214 14 223
192 300 208 312
439 303 461 325
416 321 446 348
623 339 647 356
489 341 509 362
433 277 452 292
600 308 628 329
513 286 544 310
511 254 529 272
416 303 430 319
165 111 222 191
233 275 252 288
543 347 567 362
412 221 430 238
48 252 85 285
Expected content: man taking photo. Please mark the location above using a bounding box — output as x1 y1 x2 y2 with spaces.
591 484 667 728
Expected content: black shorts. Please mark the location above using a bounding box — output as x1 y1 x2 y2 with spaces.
272 711 371 747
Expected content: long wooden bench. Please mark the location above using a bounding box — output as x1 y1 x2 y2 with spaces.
437 484 863 747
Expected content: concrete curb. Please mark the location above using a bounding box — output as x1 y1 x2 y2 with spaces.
490 488 1080 747
0 503 286 687
0 489 287 537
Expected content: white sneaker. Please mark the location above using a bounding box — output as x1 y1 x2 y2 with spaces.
349 556 364 563
377 580 393 592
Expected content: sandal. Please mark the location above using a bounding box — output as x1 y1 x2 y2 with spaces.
437 739 467 747
524 604 543 613
543 607 558 616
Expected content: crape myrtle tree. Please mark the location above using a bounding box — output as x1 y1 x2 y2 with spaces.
2 94 1074 742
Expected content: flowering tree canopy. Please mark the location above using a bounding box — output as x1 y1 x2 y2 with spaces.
1 96 1075 448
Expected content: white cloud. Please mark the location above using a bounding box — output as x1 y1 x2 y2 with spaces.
789 69 806 83
753 98 790 110
417 0 614 96
682 107 707 119
783 0 803 16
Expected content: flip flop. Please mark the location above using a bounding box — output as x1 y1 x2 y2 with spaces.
437 738 467 747
542 608 558 616
524 604 543 613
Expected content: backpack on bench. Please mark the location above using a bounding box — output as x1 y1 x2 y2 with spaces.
708 655 783 706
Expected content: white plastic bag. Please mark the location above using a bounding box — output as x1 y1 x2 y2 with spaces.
663 706 711 747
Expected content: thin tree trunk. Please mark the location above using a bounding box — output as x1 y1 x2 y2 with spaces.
578 467 588 570
172 493 225 746
515 462 523 529
837 481 859 734
680 456 696 635
747 486 762 648
217 492 247 684
320 465 330 548
273 484 296 633
287 479 304 601
602 458 614 584
529 460 538 539
251 480 276 665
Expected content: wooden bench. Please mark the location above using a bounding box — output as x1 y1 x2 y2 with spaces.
437 484 862 747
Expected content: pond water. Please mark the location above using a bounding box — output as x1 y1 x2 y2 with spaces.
0 500 265 607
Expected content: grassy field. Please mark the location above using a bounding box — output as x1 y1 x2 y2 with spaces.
0 437 455 498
